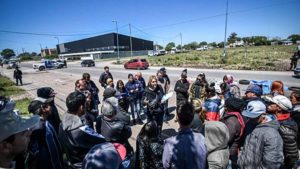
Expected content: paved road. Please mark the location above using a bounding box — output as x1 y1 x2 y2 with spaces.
1 60 299 149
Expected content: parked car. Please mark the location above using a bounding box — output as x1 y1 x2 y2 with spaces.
7 61 18 69
33 60 56 71
294 66 300 77
81 60 95 67
124 58 149 70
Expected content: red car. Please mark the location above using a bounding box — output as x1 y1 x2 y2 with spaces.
124 58 149 70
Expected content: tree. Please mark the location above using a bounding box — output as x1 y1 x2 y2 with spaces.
176 45 182 50
1 48 15 60
187 41 198 50
288 34 300 44
157 45 164 50
218 42 225 48
165 42 175 51
199 41 207 46
31 52 37 57
209 42 217 48
227 32 238 44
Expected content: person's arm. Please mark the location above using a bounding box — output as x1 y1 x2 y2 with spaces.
99 73 106 87
162 140 172 169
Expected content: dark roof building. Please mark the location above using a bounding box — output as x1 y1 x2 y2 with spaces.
57 33 153 60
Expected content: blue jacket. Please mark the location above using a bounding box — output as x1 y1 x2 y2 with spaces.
162 128 207 169
125 80 141 100
204 95 221 121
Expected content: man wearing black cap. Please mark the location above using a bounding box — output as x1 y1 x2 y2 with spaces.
158 67 171 120
99 66 113 89
37 87 61 133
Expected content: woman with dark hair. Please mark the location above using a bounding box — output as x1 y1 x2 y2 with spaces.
135 121 164 169
116 80 130 113
204 83 221 121
125 73 142 124
142 75 164 134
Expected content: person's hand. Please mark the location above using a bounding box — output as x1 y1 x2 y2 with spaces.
130 90 134 93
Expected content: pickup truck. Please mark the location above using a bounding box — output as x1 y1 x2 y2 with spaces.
33 60 64 71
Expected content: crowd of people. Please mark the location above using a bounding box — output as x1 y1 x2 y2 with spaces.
1 65 300 169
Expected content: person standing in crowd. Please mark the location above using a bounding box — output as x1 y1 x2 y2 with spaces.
58 91 106 168
37 87 61 133
82 142 125 169
174 69 190 106
223 74 241 98
265 95 298 169
116 80 130 115
75 79 87 92
126 73 142 124
135 120 164 169
189 73 208 102
142 75 164 134
99 66 113 88
270 80 284 96
244 84 263 102
190 98 205 133
102 87 130 125
135 72 146 114
204 83 222 121
158 67 171 120
290 52 299 70
13 66 22 86
106 78 114 88
82 73 100 110
0 99 39 169
205 121 230 169
26 97 64 169
238 100 284 169
163 101 207 169
95 99 133 164
220 97 246 169
290 91 300 150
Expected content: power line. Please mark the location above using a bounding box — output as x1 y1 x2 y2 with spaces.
0 24 129 37
131 24 180 40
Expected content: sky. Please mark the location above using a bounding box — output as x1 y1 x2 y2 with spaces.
0 0 299 54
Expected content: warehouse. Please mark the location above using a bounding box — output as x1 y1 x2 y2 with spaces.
57 33 153 60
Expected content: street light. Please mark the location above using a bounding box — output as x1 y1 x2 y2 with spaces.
112 20 120 63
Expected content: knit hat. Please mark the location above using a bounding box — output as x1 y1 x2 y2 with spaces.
265 95 293 111
101 98 119 116
82 142 124 169
181 69 187 78
245 84 262 96
37 87 56 99
103 87 117 99
225 97 246 112
242 100 266 118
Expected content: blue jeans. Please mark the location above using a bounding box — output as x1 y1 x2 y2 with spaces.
130 99 140 120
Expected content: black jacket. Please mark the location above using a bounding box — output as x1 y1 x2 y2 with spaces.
278 118 299 169
95 115 132 144
58 113 106 169
142 85 164 115
26 120 64 169
99 72 113 88
174 79 189 102
135 137 164 169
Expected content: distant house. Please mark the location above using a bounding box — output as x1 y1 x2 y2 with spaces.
41 48 57 57
271 41 279 46
282 40 293 46
229 40 244 48
296 40 300 45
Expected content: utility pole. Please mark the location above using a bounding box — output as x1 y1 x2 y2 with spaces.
39 43 44 58
180 32 183 53
112 20 120 63
222 0 229 62
129 24 133 58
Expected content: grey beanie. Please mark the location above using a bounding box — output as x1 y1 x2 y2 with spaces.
101 98 118 116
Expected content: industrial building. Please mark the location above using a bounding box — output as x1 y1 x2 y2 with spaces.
57 33 153 60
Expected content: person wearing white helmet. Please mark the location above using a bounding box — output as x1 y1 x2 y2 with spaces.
265 95 298 169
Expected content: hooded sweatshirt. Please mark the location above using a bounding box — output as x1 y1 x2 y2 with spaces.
205 121 230 169
204 95 221 121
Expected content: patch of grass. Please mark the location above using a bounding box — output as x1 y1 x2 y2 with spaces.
149 45 296 70
15 98 32 116
0 75 25 96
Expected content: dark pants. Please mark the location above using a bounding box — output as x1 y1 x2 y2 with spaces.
290 61 298 70
164 100 169 116
16 78 22 86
